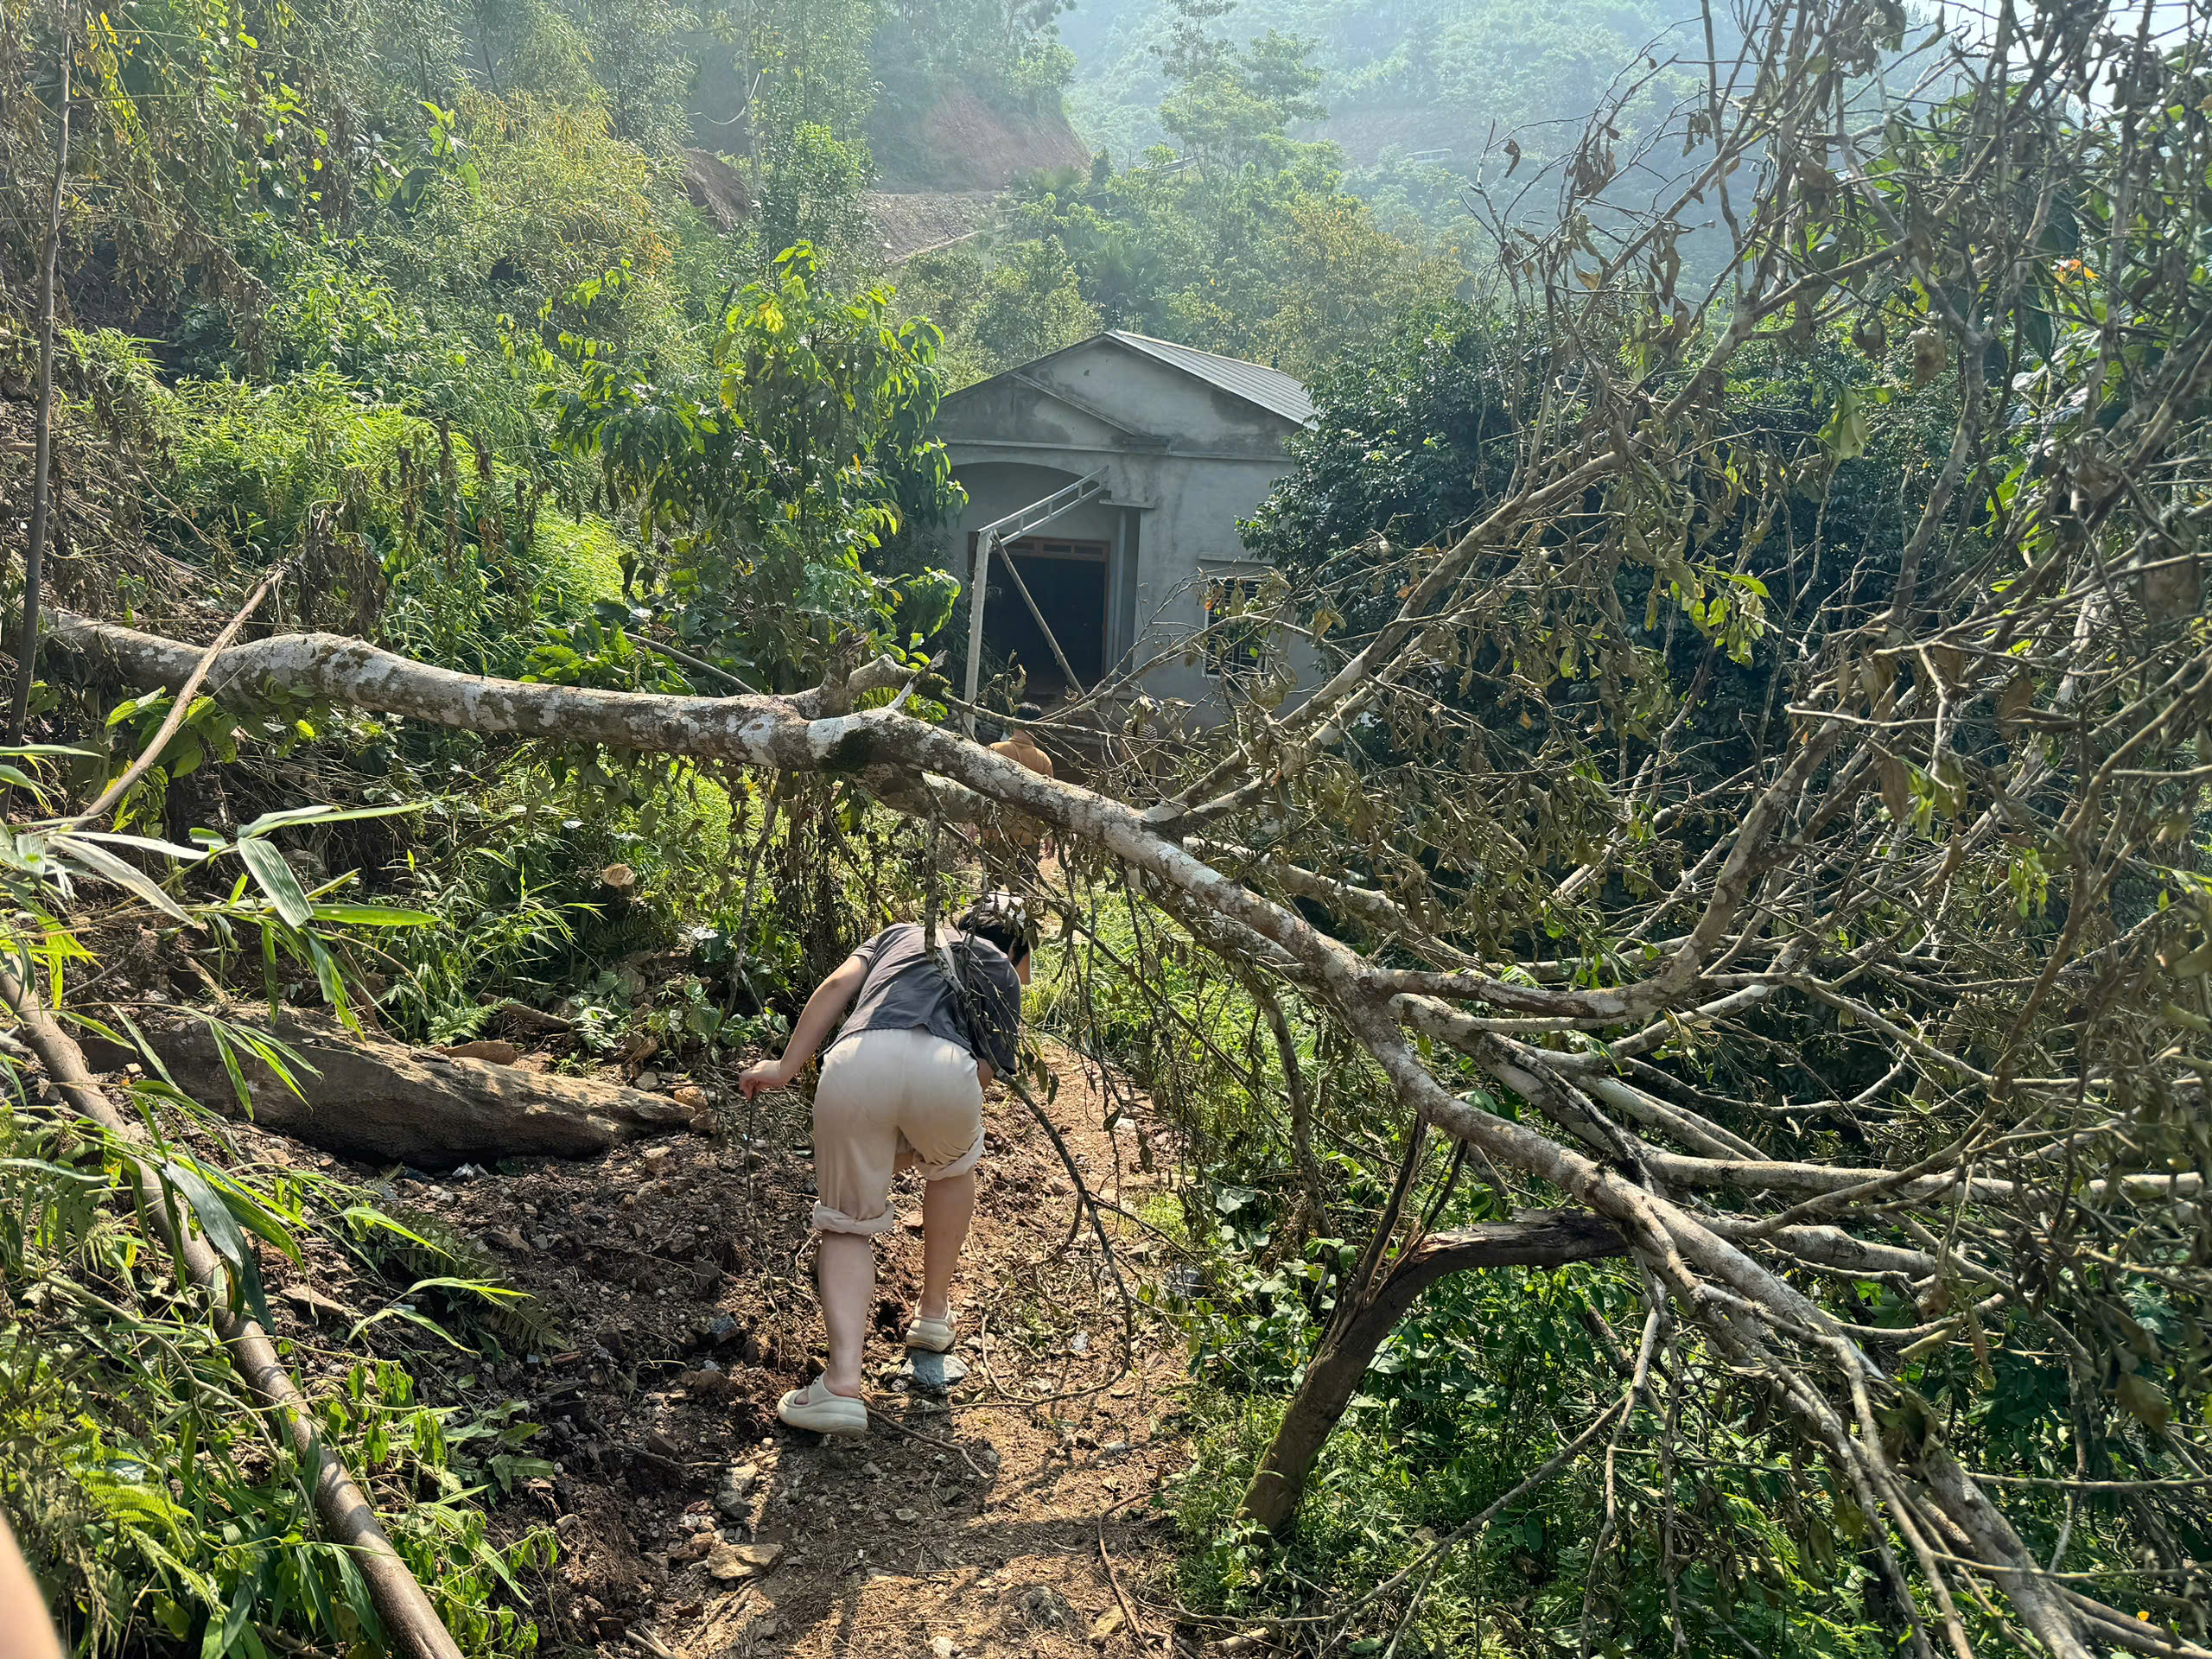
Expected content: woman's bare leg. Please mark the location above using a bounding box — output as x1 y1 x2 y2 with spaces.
919 1172 976 1323
816 1231 874 1397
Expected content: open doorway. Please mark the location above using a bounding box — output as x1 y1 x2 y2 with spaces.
976 536 1109 702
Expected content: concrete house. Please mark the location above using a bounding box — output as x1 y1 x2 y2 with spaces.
932 331 1316 723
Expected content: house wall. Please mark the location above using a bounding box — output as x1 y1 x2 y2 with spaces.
934 339 1314 725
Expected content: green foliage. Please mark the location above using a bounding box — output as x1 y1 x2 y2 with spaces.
896 238 1103 383
991 147 1459 379
754 123 879 269
875 0 1074 113
0 1022 552 1655
65 337 609 677
1157 0 1325 175
1064 0 1700 231
543 245 966 690
1239 302 1518 607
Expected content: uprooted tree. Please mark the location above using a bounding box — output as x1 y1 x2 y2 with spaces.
21 0 2212 1649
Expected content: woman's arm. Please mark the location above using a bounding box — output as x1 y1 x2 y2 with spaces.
738 953 868 1097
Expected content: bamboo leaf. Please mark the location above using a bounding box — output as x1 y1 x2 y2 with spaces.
234 837 315 928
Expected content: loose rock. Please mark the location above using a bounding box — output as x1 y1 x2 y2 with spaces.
1020 1585 1073 1628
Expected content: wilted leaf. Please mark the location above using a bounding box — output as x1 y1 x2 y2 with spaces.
1880 756 1912 821
2117 1370 2171 1431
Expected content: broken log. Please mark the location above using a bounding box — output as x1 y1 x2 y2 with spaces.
82 1012 691 1166
1238 1210 1629 1534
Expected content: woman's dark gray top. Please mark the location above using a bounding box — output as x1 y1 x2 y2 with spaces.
837 923 1022 1075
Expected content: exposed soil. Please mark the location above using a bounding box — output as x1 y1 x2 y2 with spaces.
865 190 1001 262
162 1030 1191 1658
874 92 1089 192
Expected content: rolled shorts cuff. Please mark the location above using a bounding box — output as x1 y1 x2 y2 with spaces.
909 1122 985 1182
810 1201 902 1236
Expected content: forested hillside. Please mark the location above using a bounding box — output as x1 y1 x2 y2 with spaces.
3 0 2212 1657
1062 0 1702 232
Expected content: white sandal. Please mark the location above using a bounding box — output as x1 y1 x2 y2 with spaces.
776 1375 868 1436
905 1313 956 1352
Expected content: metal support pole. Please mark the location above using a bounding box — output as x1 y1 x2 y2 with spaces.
963 531 993 738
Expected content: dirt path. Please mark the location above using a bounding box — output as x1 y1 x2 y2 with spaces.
239 1034 1191 1658
666 1039 1185 1659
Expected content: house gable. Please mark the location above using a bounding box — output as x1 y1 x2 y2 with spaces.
938 334 1306 459
935 368 1144 454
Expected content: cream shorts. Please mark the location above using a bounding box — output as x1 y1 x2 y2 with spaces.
810 1027 986 1236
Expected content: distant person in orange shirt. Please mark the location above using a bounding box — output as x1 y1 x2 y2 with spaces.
985 705 1053 883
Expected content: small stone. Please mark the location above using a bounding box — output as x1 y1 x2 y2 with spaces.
672 1084 709 1109
644 1143 674 1165
893 1507 920 1522
442 1039 520 1065
635 1070 662 1090
1069 1331 1090 1355
705 1540 779 1581
931 1638 958 1659
1091 1605 1127 1642
277 1283 352 1319
714 1488 750 1522
862 1461 883 1478
899 1211 925 1232
727 1460 760 1492
899 1350 969 1395
1020 1585 1072 1628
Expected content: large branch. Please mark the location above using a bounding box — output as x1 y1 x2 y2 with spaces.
1239 1211 1629 1533
39 610 2121 1649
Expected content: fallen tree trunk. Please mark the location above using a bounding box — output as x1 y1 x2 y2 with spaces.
1239 1211 1629 1534
0 971 465 1659
81 1011 692 1166
34 612 2139 1653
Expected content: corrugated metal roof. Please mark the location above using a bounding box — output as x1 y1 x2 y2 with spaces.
1103 331 1317 428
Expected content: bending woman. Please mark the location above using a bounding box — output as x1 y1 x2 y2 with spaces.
739 893 1032 1435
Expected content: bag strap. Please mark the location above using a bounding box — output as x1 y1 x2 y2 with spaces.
936 936 982 1052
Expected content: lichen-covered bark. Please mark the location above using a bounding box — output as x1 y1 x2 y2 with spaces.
77 1011 693 1166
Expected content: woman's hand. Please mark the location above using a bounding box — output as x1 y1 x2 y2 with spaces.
739 1057 797 1099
